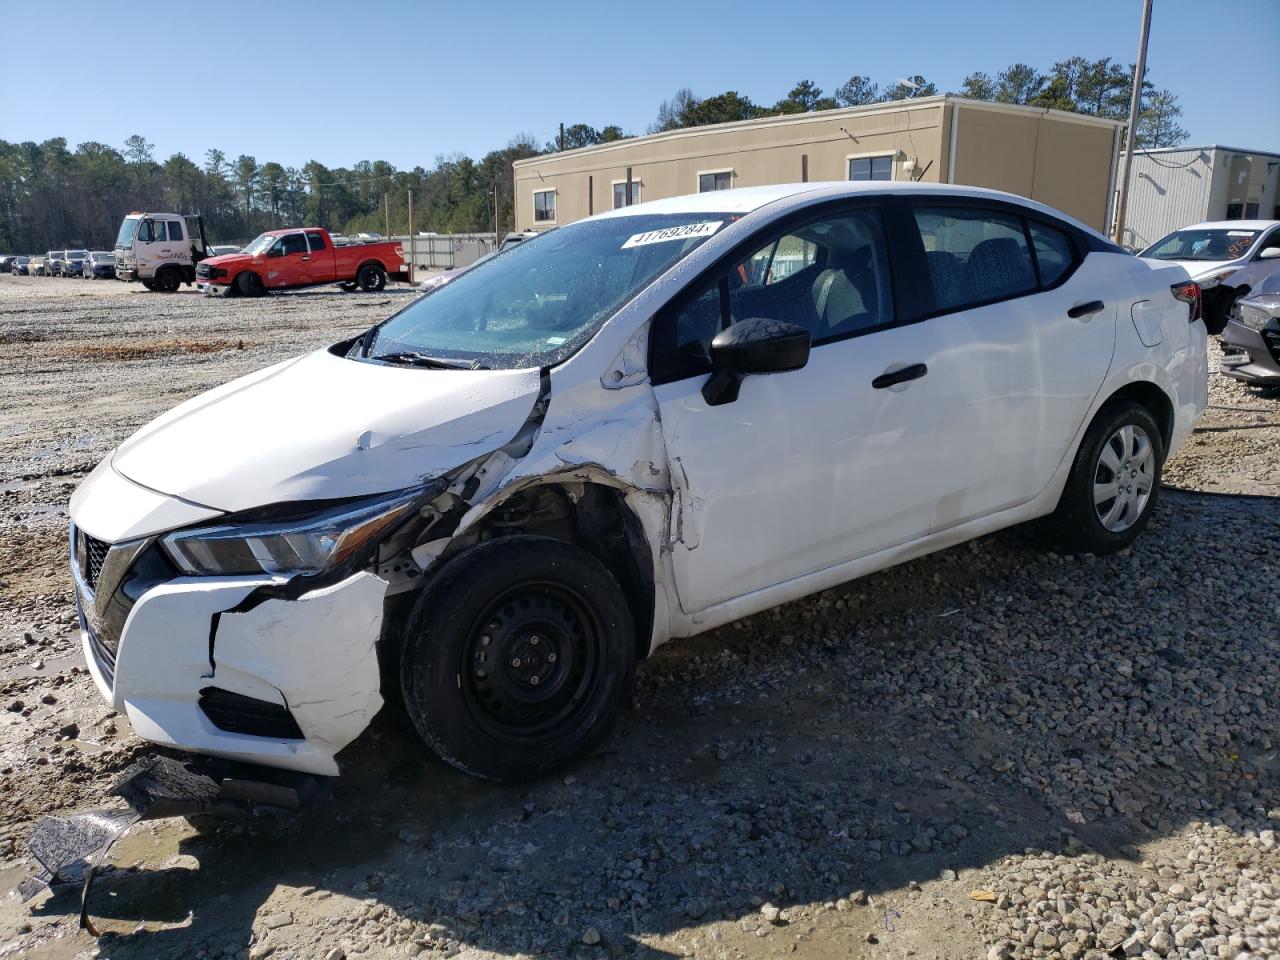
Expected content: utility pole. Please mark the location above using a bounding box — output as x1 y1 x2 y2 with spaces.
1112 0 1153 247
407 189 414 285
493 184 500 241
384 192 391 239
558 122 565 152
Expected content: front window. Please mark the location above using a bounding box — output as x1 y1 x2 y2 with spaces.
698 171 732 192
533 190 556 223
364 213 734 370
116 219 138 249
612 181 642 209
1140 228 1262 262
67 250 87 259
849 155 894 181
242 233 278 255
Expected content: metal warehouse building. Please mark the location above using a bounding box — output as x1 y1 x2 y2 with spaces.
1117 145 1280 251
514 96 1124 233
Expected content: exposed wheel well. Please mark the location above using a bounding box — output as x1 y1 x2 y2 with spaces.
444 481 656 661
1099 382 1174 450
358 259 386 274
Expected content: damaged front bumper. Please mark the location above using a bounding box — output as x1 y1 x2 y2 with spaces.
73 535 386 776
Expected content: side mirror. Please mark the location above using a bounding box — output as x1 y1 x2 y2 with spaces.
702 317 811 406
1258 247 1280 260
267 246 284 258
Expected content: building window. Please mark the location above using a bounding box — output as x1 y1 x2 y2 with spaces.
698 171 732 192
534 190 556 223
849 155 894 181
612 180 642 209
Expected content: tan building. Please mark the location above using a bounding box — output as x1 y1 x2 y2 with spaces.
514 96 1124 233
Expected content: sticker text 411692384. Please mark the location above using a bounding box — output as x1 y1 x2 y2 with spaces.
622 221 723 249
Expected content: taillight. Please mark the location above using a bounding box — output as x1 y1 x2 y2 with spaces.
1171 280 1202 323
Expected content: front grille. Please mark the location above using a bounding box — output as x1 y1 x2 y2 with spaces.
199 688 305 740
82 534 109 591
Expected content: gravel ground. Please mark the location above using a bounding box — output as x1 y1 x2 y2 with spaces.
0 274 1275 960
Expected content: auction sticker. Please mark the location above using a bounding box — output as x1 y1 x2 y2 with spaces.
622 221 723 249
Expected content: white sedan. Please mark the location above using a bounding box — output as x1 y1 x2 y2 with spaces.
69 182 1207 781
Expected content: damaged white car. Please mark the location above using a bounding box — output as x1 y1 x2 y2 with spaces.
69 182 1207 781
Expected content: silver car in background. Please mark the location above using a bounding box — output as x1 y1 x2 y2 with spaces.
1221 270 1280 387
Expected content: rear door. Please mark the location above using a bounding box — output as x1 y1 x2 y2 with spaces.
904 202 1116 528
303 231 336 283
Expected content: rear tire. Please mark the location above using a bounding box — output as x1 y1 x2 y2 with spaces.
1044 401 1164 554
155 267 182 293
357 263 386 292
400 536 637 782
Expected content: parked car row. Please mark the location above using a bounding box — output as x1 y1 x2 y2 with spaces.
2 249 117 279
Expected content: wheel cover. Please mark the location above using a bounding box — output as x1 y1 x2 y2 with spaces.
1093 424 1155 533
461 581 602 744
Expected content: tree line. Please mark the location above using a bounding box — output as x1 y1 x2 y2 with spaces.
0 55 1187 254
650 56 1187 146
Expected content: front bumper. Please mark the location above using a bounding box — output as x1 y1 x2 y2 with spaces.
1220 317 1280 385
196 280 232 296
72 528 387 776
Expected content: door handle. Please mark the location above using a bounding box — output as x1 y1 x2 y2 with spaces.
872 363 928 389
1068 299 1105 319
301 255 310 261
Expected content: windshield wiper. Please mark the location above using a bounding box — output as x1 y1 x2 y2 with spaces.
374 351 489 370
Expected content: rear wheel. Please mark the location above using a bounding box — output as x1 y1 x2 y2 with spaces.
1044 401 1164 554
235 271 264 297
152 267 182 293
357 263 386 292
400 536 637 782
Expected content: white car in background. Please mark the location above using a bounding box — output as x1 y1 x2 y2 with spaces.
1140 220 1280 331
68 182 1206 782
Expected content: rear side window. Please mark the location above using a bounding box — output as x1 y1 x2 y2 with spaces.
1029 221 1074 287
914 207 1037 312
307 232 327 252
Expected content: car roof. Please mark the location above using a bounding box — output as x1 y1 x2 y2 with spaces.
588 180 1108 239
1177 220 1280 231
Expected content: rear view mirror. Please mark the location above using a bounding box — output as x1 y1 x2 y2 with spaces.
702 318 811 406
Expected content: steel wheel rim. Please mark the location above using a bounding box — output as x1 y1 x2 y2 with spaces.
1093 424 1154 533
461 581 602 744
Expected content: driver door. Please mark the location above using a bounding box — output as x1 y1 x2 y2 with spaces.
266 233 311 288
651 204 944 614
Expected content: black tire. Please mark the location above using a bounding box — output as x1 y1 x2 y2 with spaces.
140 279 156 291
338 281 359 293
1045 401 1164 554
235 271 264 297
154 267 182 293
357 263 386 292
400 535 636 782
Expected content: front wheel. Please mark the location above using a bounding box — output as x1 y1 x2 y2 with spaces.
357 263 386 292
235 271 265 297
400 536 637 782
1044 401 1164 554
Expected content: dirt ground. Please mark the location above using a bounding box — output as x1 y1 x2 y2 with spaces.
0 274 1275 960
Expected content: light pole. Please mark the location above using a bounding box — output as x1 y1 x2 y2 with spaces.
1112 0 1154 247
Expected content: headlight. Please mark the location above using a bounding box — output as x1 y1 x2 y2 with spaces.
161 488 425 577
1239 303 1274 333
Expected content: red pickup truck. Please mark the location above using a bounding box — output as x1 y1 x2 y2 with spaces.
195 228 407 296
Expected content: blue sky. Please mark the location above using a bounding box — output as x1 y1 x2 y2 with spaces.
1 0 1277 169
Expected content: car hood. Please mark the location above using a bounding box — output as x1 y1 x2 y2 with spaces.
1148 259 1241 281
202 252 259 270
111 348 543 513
